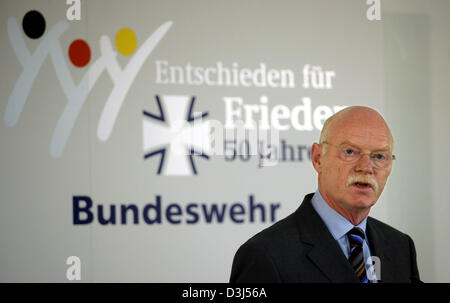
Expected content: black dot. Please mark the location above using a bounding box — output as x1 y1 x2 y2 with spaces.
22 10 46 39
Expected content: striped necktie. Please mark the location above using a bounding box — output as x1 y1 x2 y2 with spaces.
347 227 368 283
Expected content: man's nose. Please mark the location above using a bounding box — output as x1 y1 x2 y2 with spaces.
355 153 374 173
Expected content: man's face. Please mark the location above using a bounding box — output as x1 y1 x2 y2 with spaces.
313 111 393 211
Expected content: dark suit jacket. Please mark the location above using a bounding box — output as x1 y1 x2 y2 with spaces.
230 193 421 283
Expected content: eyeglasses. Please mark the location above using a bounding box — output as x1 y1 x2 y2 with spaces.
321 141 396 168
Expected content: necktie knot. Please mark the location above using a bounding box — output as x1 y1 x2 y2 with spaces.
348 227 365 246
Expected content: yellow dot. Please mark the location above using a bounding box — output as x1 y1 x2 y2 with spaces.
115 28 137 56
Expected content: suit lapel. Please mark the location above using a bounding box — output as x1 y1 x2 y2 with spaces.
307 238 360 283
366 218 394 283
294 194 359 283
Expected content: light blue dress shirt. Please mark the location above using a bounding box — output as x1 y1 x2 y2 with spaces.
310 189 377 282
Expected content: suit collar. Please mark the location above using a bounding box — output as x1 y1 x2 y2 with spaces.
294 194 359 283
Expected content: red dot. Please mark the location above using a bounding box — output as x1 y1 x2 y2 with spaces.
68 39 91 68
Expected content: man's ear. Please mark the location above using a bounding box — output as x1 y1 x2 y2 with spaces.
311 143 322 173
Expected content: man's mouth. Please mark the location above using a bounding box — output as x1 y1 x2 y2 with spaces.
346 175 379 193
352 182 373 191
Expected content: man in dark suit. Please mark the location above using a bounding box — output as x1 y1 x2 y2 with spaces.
230 106 420 283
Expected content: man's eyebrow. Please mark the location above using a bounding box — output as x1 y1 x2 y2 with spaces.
339 141 391 151
338 141 359 148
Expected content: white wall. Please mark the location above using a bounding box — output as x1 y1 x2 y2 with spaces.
383 0 450 282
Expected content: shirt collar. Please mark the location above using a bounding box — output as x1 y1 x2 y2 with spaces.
310 189 368 240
